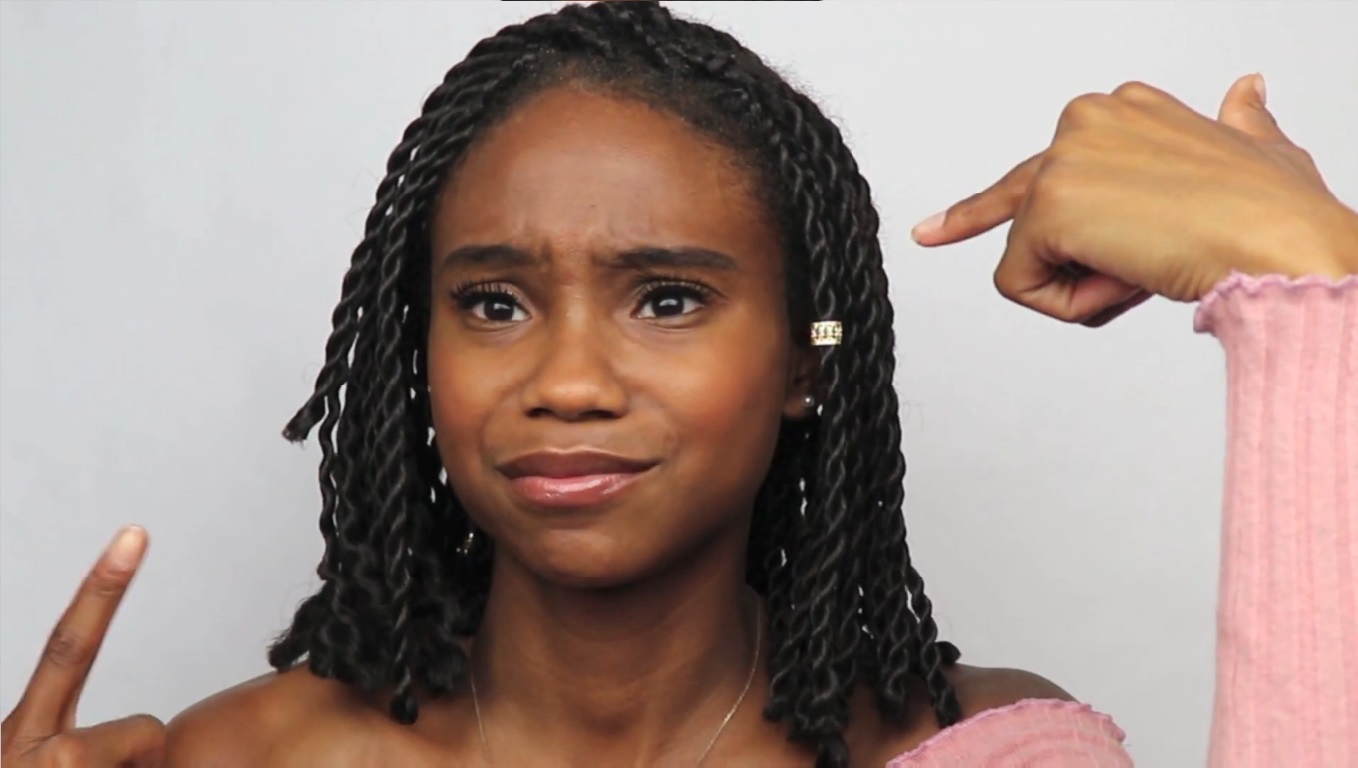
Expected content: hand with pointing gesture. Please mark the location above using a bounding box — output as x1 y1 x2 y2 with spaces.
913 74 1358 325
1 527 166 767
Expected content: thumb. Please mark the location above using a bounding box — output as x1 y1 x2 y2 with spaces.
1217 73 1289 142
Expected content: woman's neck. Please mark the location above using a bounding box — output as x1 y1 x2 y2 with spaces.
468 543 766 764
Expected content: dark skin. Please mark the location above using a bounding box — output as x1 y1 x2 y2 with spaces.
426 84 803 764
1 85 1069 767
417 85 1064 765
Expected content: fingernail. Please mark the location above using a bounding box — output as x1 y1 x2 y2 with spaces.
105 526 146 570
1254 73 1267 105
911 210 947 242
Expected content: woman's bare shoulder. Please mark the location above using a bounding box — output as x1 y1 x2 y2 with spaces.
162 665 390 768
947 662 1075 713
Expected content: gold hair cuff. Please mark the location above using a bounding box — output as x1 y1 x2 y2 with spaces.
810 321 842 347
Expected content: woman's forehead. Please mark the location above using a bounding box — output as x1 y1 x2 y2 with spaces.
432 86 777 260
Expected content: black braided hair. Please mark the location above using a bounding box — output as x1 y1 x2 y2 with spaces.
269 3 961 764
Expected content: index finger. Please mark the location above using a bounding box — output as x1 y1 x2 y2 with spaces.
911 152 1044 247
13 526 148 730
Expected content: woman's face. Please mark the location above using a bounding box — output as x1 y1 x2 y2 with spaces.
427 85 812 588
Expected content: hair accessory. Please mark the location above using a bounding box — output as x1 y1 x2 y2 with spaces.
810 320 842 347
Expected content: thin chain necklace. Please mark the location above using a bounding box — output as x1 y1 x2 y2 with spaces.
468 603 762 766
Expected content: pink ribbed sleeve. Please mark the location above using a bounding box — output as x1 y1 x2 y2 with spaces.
1194 272 1358 767
886 273 1356 767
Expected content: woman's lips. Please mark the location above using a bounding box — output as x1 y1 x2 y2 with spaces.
508 471 647 508
497 450 659 509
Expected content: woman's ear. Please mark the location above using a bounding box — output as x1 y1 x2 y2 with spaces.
782 345 820 420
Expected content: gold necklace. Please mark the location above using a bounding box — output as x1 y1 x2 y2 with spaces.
468 603 762 766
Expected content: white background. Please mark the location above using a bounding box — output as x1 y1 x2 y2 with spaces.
3 2 1355 765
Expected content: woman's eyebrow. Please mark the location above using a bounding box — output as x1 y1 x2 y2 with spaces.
438 244 740 274
603 246 739 272
437 243 537 274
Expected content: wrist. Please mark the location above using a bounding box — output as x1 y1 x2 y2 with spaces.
1321 201 1358 275
1257 198 1358 280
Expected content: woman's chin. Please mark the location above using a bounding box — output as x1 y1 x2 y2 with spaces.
516 529 665 589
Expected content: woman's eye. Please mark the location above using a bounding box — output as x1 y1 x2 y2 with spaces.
457 291 528 323
637 285 707 319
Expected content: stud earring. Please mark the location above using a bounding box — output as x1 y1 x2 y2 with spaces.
803 394 818 410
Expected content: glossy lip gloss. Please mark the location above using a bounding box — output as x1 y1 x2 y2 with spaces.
498 450 659 509
508 471 647 508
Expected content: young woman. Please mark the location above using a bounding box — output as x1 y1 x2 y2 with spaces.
3 2 1354 766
